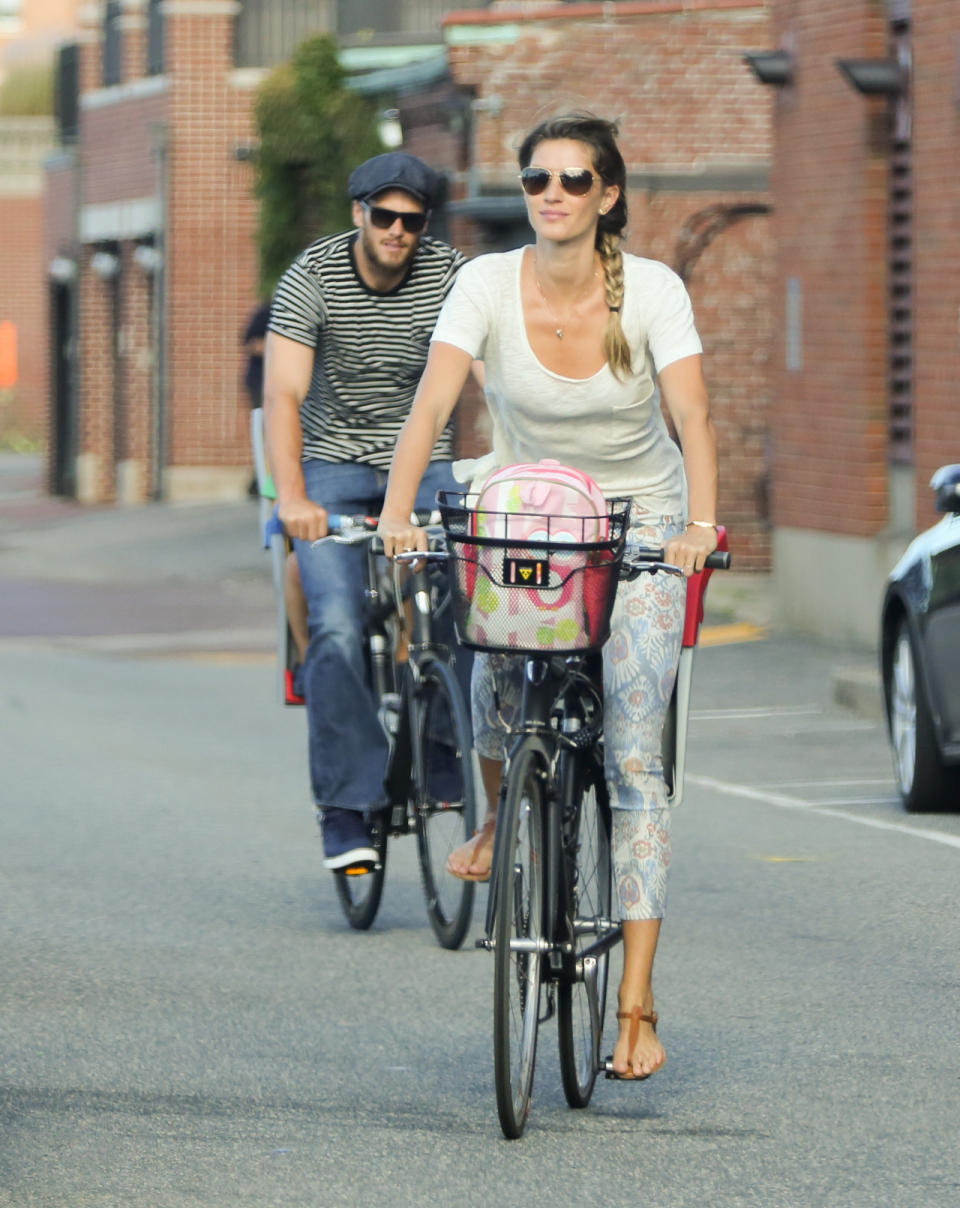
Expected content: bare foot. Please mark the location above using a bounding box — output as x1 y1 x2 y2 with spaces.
611 1005 666 1080
446 815 496 882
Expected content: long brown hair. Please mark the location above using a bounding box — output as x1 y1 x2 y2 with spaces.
518 114 631 379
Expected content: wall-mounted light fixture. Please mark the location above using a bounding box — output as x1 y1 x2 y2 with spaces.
837 45 911 140
377 108 403 149
90 251 121 279
133 244 163 274
743 50 794 86
835 57 907 96
471 94 504 116
49 256 77 283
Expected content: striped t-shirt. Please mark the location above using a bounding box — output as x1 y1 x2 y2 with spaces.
269 230 466 468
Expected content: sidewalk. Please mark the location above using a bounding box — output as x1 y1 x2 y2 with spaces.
0 452 274 653
0 452 883 715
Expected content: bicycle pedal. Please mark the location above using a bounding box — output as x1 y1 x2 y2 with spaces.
343 862 379 876
602 1057 651 1082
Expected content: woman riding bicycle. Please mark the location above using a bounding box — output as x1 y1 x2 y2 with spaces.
379 113 719 1082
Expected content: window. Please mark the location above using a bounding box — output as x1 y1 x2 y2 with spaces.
103 0 123 87
147 0 165 75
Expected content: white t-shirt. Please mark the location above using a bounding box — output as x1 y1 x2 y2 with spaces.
431 247 702 510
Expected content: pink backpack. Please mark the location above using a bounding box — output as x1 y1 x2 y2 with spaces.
461 460 616 651
473 460 609 545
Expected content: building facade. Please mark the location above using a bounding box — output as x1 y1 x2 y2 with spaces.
0 0 81 450
754 0 959 644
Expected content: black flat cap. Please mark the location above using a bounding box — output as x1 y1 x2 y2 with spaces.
348 152 441 209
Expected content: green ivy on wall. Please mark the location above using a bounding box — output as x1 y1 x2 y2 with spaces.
254 34 384 296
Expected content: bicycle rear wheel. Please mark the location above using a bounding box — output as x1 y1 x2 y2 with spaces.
493 740 547 1139
413 657 478 949
557 752 612 1108
333 812 388 930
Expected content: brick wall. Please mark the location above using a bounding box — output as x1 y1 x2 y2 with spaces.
768 0 892 540
450 4 771 179
163 12 259 480
912 0 960 528
82 89 165 205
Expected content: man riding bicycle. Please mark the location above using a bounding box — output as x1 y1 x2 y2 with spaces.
264 152 468 872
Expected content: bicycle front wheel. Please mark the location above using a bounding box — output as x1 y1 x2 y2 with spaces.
413 657 478 949
333 813 388 930
493 740 547 1140
557 752 612 1108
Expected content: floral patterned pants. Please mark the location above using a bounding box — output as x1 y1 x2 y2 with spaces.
471 513 686 922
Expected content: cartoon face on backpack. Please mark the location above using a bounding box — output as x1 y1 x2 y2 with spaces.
458 461 617 652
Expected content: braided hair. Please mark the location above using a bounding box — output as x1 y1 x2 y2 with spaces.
518 113 631 380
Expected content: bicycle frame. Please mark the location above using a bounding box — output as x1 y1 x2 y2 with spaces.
259 502 478 945
482 655 621 960
477 536 730 1135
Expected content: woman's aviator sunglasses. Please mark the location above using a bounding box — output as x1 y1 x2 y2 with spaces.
519 167 597 197
361 201 428 235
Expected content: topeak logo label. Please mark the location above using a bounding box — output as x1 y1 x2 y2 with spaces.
503 556 549 586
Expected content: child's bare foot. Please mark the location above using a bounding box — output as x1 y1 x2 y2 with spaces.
446 814 496 882
611 1005 666 1080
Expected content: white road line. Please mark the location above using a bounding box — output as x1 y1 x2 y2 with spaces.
691 710 876 732
756 779 894 789
688 773 960 852
691 705 821 720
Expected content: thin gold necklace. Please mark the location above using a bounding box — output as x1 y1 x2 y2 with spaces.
533 255 599 340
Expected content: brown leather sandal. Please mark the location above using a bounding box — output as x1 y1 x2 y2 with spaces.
607 1007 661 1081
446 816 496 883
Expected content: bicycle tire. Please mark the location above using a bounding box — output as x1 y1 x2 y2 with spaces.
493 739 547 1140
333 812 388 930
412 657 478 950
557 750 612 1108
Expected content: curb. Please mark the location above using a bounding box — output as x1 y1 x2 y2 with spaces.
832 666 884 721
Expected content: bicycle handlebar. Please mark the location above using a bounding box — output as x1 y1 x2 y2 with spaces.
324 508 439 537
622 546 731 579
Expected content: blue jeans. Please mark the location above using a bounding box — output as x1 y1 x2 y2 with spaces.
294 459 461 811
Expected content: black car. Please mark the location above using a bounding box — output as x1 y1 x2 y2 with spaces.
880 464 960 811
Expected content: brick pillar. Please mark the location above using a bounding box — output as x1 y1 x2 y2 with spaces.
77 2 105 95
77 248 117 502
120 0 149 83
162 0 259 500
769 0 898 645
118 241 154 503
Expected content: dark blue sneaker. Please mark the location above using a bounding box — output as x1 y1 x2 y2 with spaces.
319 806 378 871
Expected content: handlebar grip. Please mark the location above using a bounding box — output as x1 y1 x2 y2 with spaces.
632 545 731 571
324 513 375 535
324 509 437 536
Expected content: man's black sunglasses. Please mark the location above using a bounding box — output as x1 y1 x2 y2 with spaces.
361 202 428 235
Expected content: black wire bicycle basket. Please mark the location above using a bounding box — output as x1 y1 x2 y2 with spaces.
437 491 631 655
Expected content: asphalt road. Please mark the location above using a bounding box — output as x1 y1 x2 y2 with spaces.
2 456 959 1207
